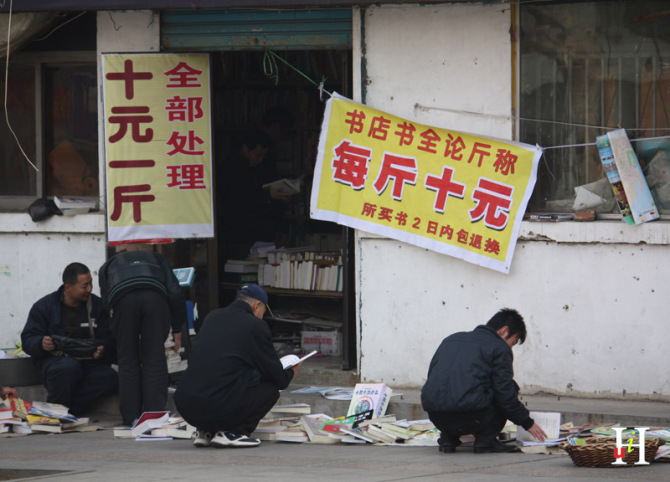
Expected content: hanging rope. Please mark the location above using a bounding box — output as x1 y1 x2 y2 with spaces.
262 49 331 99
3 0 38 171
415 102 670 152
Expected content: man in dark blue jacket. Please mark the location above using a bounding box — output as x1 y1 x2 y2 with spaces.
99 247 186 426
174 284 298 448
421 308 547 453
21 262 118 416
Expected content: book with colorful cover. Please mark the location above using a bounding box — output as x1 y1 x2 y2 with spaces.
600 129 659 224
596 134 634 224
346 383 392 419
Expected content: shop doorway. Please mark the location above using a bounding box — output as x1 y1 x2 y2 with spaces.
211 49 355 369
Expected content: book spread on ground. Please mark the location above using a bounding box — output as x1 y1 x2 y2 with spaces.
131 411 170 437
517 411 564 446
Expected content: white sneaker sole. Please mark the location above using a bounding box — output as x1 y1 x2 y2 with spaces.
211 438 260 448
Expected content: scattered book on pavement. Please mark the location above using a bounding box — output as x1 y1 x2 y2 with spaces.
131 411 170 437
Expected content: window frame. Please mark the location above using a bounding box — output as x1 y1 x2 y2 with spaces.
514 1 670 221
0 50 96 211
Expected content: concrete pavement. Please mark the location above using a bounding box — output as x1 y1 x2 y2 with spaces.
1 421 668 481
2 356 669 480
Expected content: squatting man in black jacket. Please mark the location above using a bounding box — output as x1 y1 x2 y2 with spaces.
174 284 299 448
421 308 547 453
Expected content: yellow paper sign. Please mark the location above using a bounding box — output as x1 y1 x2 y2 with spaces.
102 53 214 242
310 94 542 273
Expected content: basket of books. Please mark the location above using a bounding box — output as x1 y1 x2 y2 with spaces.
560 437 662 467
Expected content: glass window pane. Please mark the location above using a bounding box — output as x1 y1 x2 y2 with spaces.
0 66 36 197
45 64 98 197
520 1 670 214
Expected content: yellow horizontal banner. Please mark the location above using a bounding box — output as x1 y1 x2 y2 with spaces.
310 94 542 273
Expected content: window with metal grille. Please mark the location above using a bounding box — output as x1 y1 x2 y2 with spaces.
519 1 670 216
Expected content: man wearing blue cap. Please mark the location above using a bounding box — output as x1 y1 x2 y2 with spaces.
174 283 298 448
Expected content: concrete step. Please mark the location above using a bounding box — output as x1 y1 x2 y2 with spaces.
10 359 670 430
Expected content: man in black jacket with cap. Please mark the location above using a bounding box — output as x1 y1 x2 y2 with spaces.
99 248 186 426
174 283 298 448
421 308 547 453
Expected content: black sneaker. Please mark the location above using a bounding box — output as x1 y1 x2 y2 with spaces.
438 435 461 453
473 439 520 454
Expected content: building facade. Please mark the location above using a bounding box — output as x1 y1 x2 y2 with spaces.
1 1 668 400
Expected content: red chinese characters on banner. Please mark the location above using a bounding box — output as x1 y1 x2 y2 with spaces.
331 140 372 190
166 130 205 156
106 58 207 223
106 59 153 100
166 164 206 190
106 59 155 222
165 96 204 122
164 62 203 88
328 108 522 248
468 178 514 231
359 201 502 256
163 62 206 191
424 166 466 214
372 154 418 200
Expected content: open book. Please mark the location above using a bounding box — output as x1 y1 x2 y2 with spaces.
262 176 302 195
280 350 318 369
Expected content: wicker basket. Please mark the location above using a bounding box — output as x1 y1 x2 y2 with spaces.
560 437 662 468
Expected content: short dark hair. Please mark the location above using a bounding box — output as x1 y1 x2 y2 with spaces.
62 262 90 286
486 308 527 344
241 129 273 151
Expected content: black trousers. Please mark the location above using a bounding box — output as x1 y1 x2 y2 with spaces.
428 405 508 447
110 288 171 426
38 356 118 416
185 381 280 436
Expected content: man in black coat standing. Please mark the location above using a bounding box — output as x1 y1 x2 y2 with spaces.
99 248 186 426
174 284 298 448
421 308 547 453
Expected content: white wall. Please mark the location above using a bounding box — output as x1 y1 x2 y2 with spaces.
356 3 670 400
0 214 107 348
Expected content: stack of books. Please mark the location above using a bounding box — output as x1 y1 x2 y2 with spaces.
26 401 90 434
114 412 195 441
221 259 262 284
165 335 187 374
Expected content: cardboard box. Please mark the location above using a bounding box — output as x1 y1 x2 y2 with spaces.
301 331 341 356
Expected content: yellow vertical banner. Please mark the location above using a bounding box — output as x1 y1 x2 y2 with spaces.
310 94 542 273
102 53 214 243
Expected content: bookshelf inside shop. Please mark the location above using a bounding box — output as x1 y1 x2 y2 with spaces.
214 50 352 359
